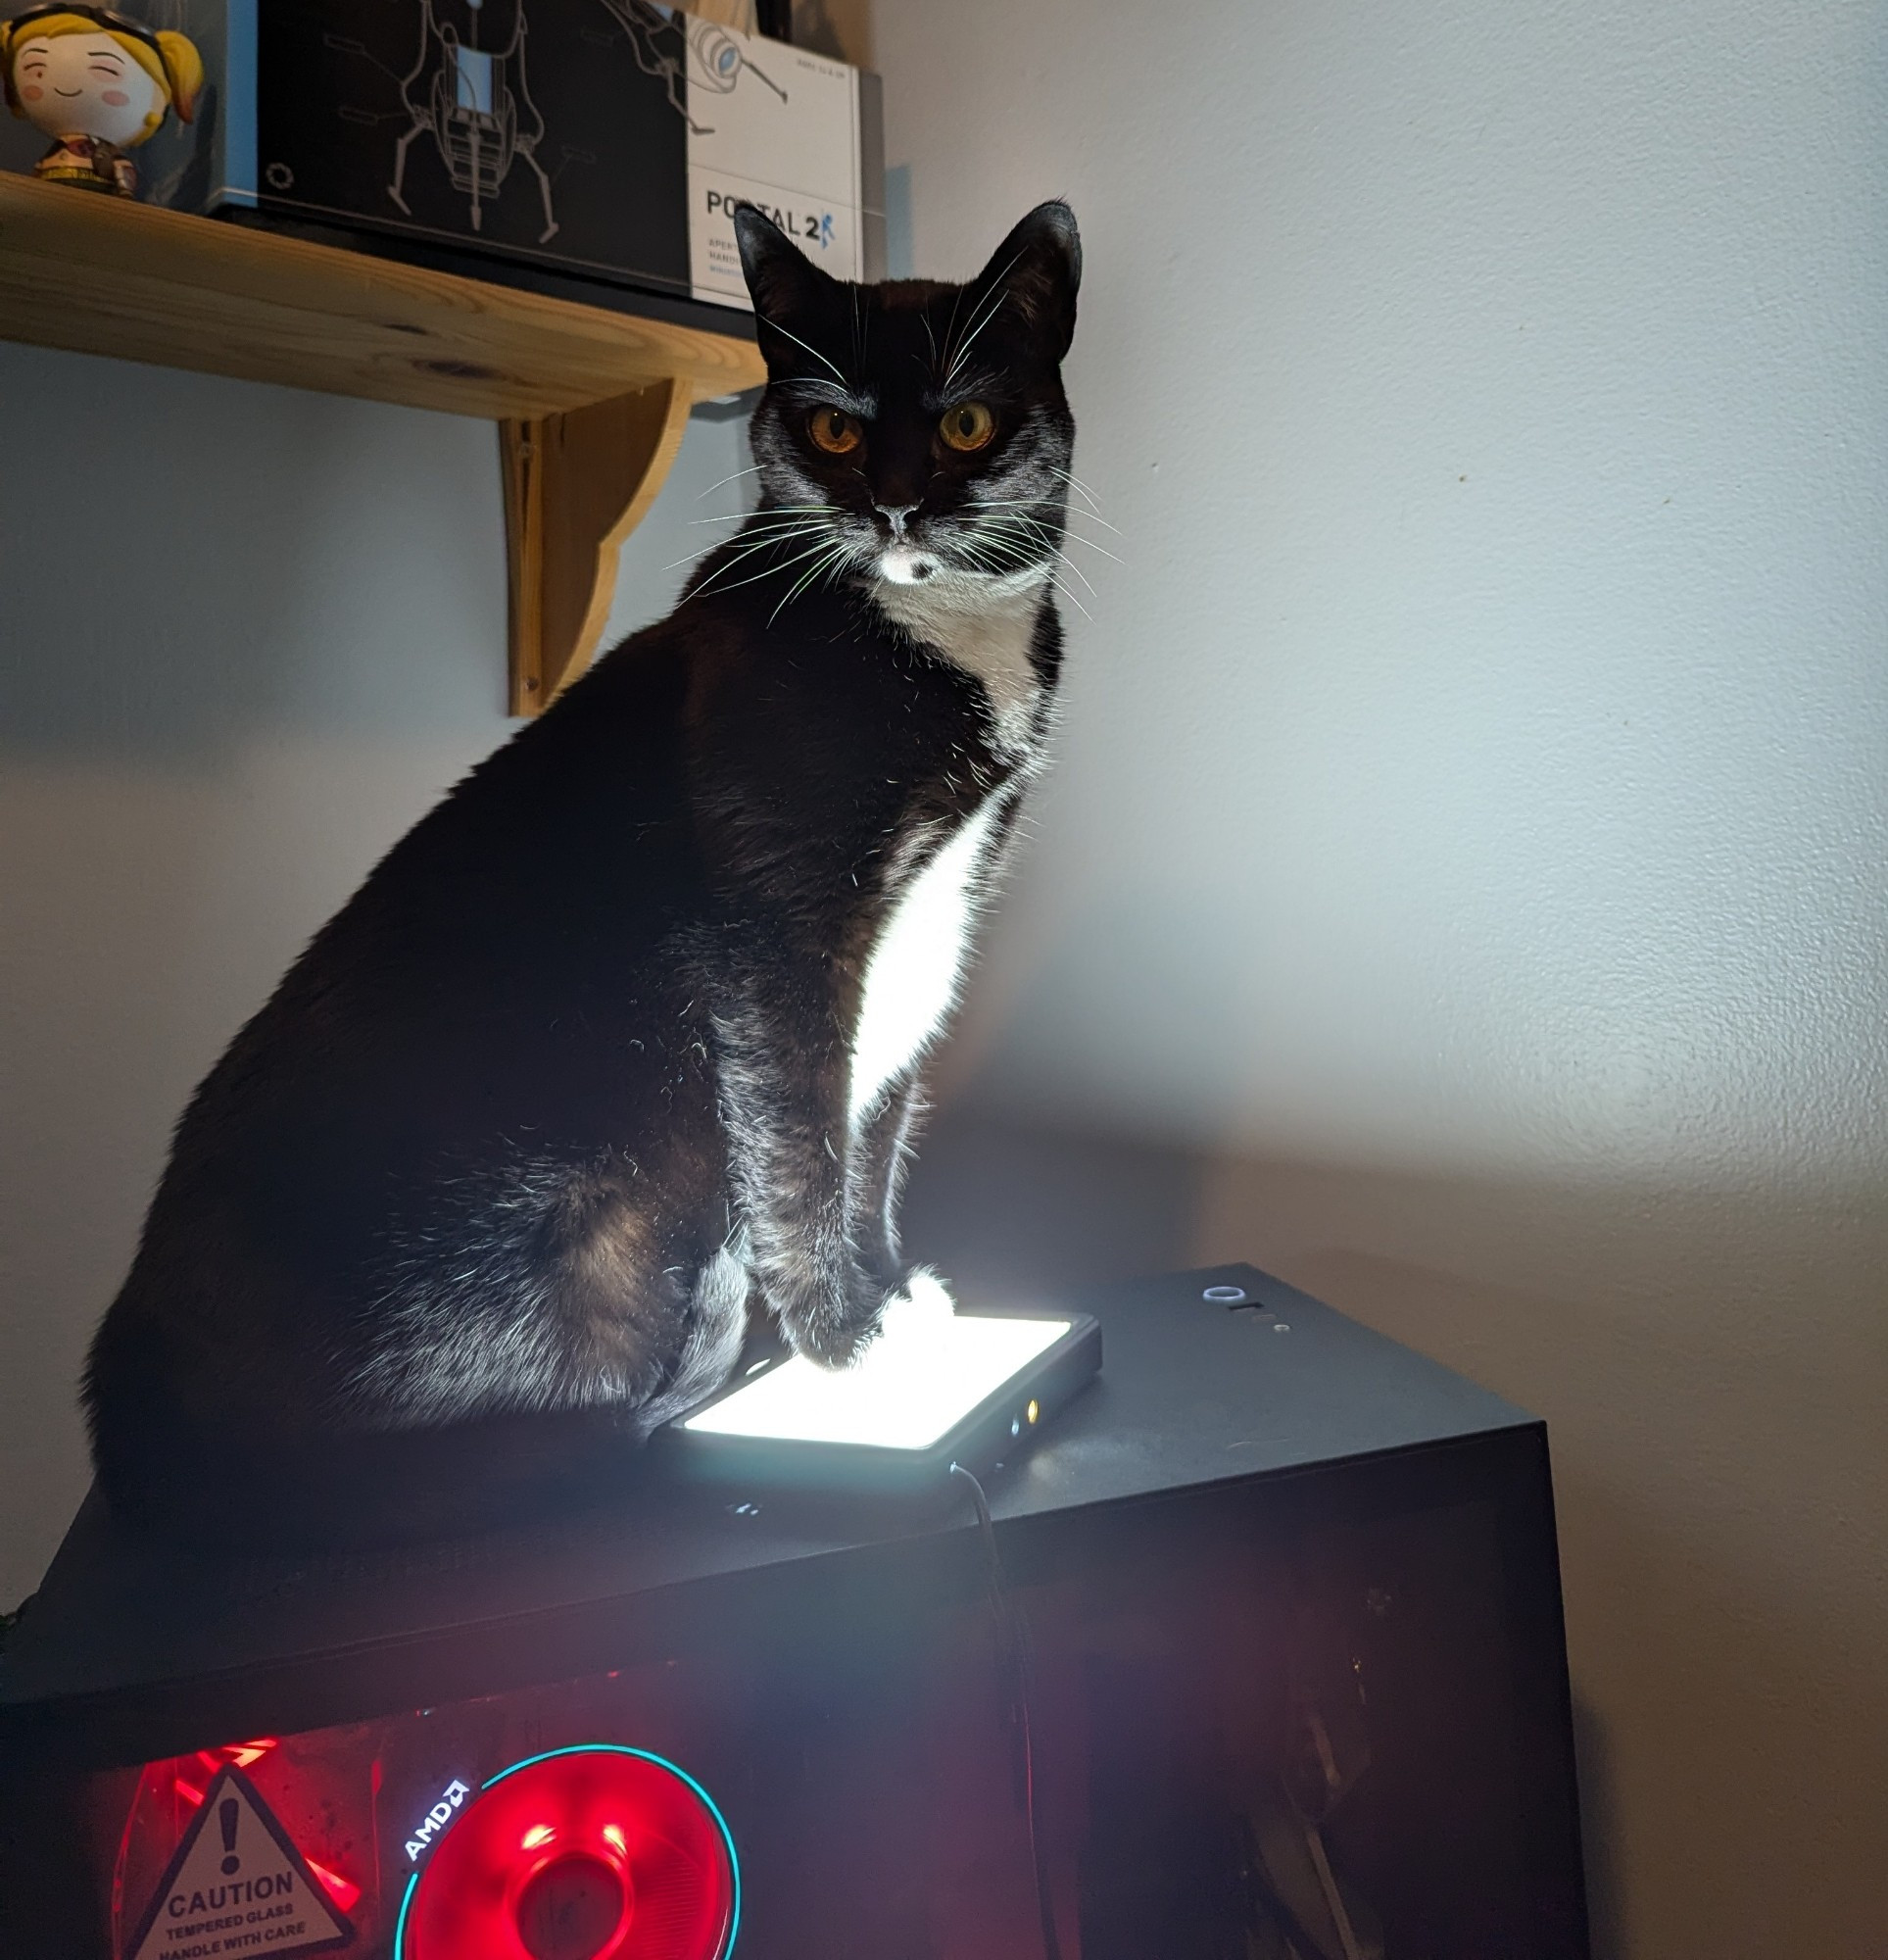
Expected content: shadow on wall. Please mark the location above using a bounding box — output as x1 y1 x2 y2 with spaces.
0 337 749 771
0 348 514 765
903 1104 1888 1960
788 0 872 68
901 1106 1213 1296
1568 1698 1622 1960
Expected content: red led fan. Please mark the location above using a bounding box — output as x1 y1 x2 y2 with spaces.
403 1746 739 1960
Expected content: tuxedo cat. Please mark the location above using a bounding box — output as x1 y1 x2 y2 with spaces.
84 200 1082 1545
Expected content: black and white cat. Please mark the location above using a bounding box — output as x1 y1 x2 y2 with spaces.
84 201 1082 1545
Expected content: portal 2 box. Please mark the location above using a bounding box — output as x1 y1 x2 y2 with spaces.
2 2 884 317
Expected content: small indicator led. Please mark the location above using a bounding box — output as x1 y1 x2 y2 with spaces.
1027 1399 1041 1424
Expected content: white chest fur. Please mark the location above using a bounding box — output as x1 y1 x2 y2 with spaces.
871 571 1048 755
849 798 1002 1126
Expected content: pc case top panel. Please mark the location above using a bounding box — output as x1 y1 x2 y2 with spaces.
0 1266 1538 1731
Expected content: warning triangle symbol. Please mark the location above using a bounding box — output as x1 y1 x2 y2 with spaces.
122 1763 354 1960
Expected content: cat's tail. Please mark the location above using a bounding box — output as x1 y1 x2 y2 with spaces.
84 1223 759 1552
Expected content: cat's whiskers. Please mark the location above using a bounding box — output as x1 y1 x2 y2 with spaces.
964 531 1089 619
942 249 1026 390
1048 467 1117 528
959 529 1034 572
679 520 841 593
938 285 967 386
961 527 1061 582
663 518 833 580
685 518 835 554
757 307 847 384
696 529 858 604
970 494 1120 552
692 509 837 551
965 504 1106 588
689 503 831 528
1048 530 1122 564
954 537 1021 576
953 527 1089 616
769 536 861 625
962 508 1099 615
976 504 1123 567
681 515 826 551
694 462 763 503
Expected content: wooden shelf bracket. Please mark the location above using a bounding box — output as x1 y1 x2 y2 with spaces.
501 375 697 716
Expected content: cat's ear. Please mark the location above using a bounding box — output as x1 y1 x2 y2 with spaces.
734 203 847 378
969 201 1082 364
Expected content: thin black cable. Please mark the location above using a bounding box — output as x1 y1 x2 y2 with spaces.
950 1462 1064 1960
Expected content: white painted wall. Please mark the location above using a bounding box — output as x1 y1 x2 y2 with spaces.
0 342 746 1609
878 0 1887 1185
868 1 1887 1954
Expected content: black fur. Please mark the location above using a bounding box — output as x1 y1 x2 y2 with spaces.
83 202 1082 1546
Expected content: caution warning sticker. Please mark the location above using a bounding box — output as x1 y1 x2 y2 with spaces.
122 1764 354 1960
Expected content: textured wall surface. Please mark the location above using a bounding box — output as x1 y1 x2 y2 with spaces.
0 343 745 1607
879 0 1886 1186
869 0 1887 1953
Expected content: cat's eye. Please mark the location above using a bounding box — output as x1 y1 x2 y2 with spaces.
939 402 995 453
807 407 863 456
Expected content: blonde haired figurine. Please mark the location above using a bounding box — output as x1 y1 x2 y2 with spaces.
1 4 201 197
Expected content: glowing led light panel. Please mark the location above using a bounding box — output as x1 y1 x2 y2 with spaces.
683 1295 1070 1451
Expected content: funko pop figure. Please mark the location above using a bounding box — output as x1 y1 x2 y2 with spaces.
1 4 201 198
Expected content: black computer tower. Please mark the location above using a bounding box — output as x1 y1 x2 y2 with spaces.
0 1265 1587 1958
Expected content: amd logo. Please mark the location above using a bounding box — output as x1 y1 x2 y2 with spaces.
404 1780 471 1863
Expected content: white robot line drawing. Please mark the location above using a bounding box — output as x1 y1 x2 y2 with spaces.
684 14 786 115
331 0 558 242
324 0 793 242
590 0 786 136
588 0 701 130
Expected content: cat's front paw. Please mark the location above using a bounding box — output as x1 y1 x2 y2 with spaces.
791 1313 876 1369
790 1266 956 1369
876 1266 956 1343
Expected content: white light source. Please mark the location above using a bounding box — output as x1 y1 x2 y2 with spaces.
683 1283 1069 1451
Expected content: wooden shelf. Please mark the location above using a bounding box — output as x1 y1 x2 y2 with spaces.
0 173 766 710
0 172 762 417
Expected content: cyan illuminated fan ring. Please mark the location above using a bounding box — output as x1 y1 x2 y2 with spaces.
398 1745 739 1960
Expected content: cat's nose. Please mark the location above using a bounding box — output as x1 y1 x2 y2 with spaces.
874 502 920 539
